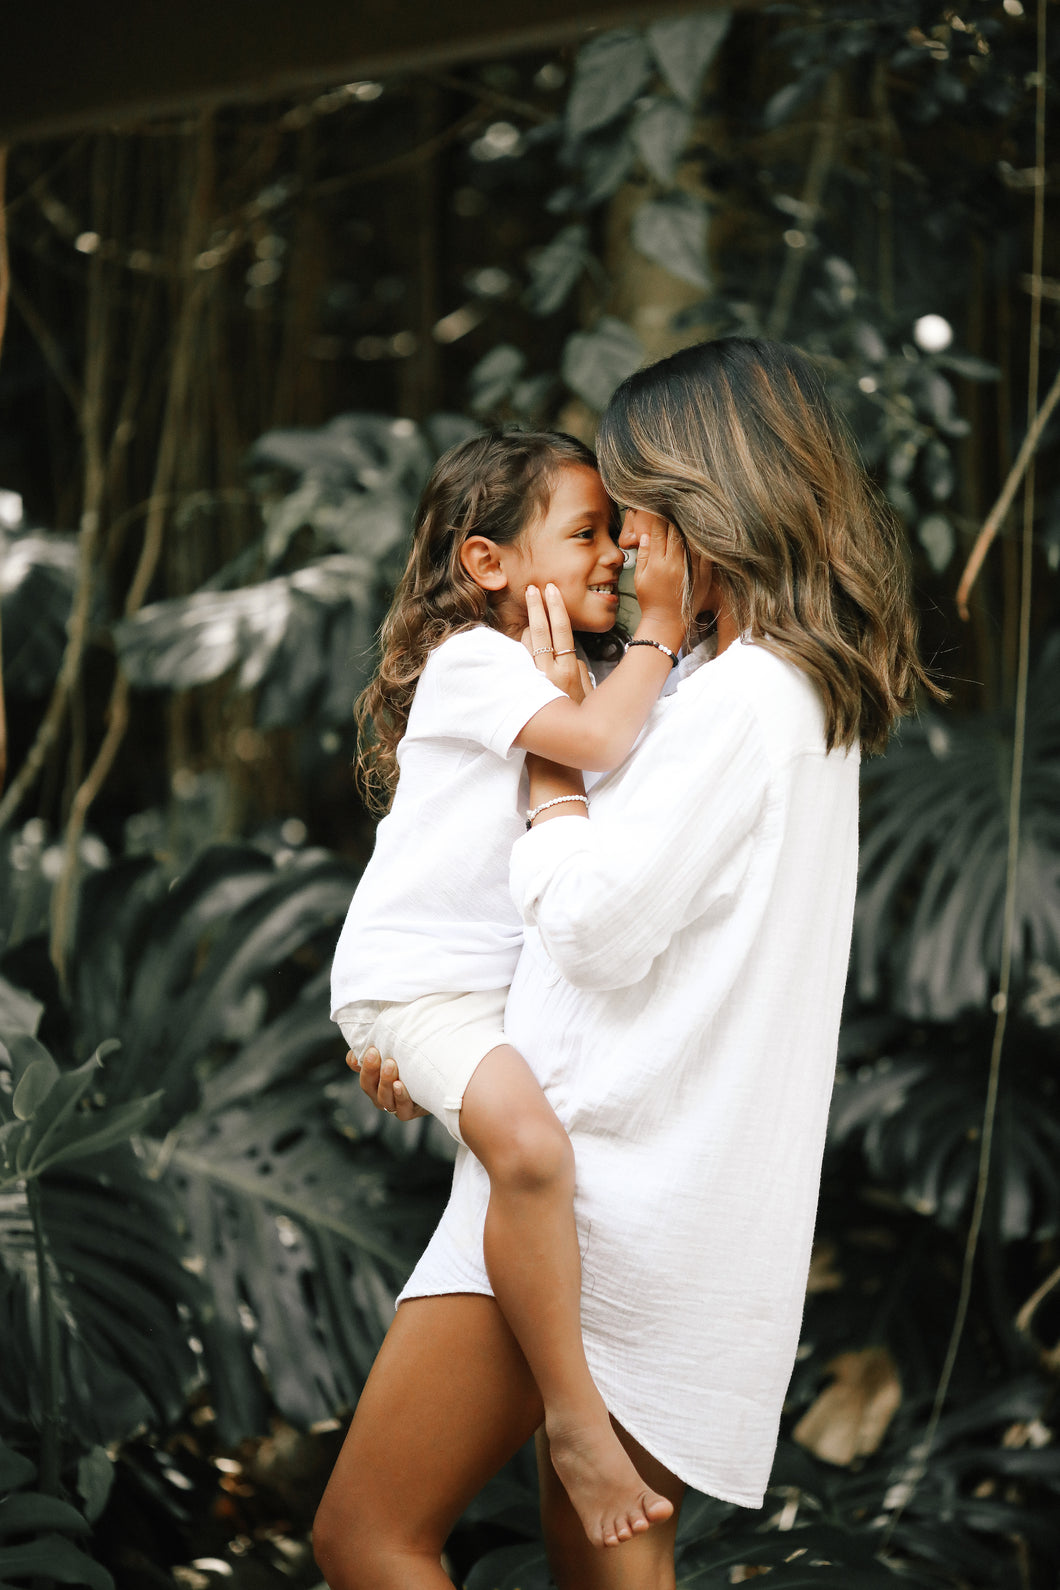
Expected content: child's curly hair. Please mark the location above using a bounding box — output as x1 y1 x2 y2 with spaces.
355 429 622 814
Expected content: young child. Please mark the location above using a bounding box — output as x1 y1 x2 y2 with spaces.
331 429 687 1550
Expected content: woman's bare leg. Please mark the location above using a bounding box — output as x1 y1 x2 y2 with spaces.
313 1294 544 1590
538 1422 685 1590
458 1045 672 1549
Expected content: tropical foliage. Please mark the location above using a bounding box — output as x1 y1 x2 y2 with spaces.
0 1 1058 1586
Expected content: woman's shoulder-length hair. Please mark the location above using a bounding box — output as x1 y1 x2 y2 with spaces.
596 337 941 756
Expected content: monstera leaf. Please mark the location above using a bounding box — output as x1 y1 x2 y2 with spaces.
855 637 1060 1019
113 555 377 727
0 529 79 697
59 843 448 1439
0 1024 197 1448
0 1437 113 1590
830 1015 1060 1241
113 411 479 726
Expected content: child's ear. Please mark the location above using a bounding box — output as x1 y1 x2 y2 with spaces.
459 536 509 592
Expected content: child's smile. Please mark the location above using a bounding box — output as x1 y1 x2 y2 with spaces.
497 464 624 634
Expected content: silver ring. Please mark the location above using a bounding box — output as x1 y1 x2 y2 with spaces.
553 648 576 658
532 646 554 656
384 1106 396 1114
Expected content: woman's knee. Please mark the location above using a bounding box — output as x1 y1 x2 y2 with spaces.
311 1493 358 1589
312 1499 412 1590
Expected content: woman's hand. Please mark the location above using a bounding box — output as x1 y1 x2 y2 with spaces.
626 511 688 636
347 1047 428 1121
523 584 592 704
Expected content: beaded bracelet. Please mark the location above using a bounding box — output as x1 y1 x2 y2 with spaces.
626 637 679 668
526 793 589 830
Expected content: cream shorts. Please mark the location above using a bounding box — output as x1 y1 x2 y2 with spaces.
335 987 509 1146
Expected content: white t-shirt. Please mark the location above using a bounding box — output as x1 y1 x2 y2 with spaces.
330 626 567 1011
398 638 861 1508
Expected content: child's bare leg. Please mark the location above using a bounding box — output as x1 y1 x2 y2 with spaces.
538 1422 684 1590
459 1046 673 1549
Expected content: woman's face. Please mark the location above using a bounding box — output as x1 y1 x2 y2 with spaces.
617 509 719 617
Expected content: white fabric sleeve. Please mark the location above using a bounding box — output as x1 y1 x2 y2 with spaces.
427 627 568 758
509 699 771 990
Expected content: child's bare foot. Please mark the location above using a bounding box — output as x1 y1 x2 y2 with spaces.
546 1413 674 1548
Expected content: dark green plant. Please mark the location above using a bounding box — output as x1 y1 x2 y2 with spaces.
855 637 1060 1020
0 4 1057 1586
0 1437 113 1590
61 841 450 1439
0 988 182 1584
112 412 478 727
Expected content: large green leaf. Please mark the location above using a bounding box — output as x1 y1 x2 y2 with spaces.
562 318 643 412
167 1083 442 1437
856 640 1060 1019
0 1534 113 1589
111 410 479 728
525 225 589 316
465 1540 550 1590
830 1017 1060 1240
0 976 43 1040
59 843 446 1439
0 1148 198 1446
632 99 693 186
468 345 525 416
0 1441 36 1493
113 555 378 726
647 11 730 106
566 31 653 139
0 1495 90 1538
71 845 351 1116
0 531 78 699
631 194 710 289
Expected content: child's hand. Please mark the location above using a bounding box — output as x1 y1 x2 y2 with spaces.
629 512 687 626
525 584 592 704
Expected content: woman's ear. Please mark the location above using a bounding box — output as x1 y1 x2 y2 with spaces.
459 536 509 592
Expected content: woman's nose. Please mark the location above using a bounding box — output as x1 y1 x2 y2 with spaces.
617 510 639 550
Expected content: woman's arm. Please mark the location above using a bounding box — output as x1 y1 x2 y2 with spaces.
513 695 772 989
513 520 687 772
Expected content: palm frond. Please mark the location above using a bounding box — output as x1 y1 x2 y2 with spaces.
856 637 1060 1019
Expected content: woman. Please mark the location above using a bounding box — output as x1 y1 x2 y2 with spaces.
313 338 934 1590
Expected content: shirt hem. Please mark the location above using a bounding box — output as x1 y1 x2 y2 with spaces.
394 1275 769 1509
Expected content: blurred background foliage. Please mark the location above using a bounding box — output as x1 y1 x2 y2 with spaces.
1 1 1059 1585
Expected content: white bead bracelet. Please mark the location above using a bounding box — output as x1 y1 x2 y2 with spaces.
525 794 589 830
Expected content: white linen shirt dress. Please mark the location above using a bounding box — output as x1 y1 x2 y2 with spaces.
398 637 861 1509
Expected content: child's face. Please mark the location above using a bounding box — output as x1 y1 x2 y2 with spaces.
502 464 624 632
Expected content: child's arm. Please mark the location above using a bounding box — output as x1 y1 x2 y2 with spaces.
513 517 688 772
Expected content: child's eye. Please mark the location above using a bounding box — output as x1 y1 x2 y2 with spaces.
574 528 594 539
